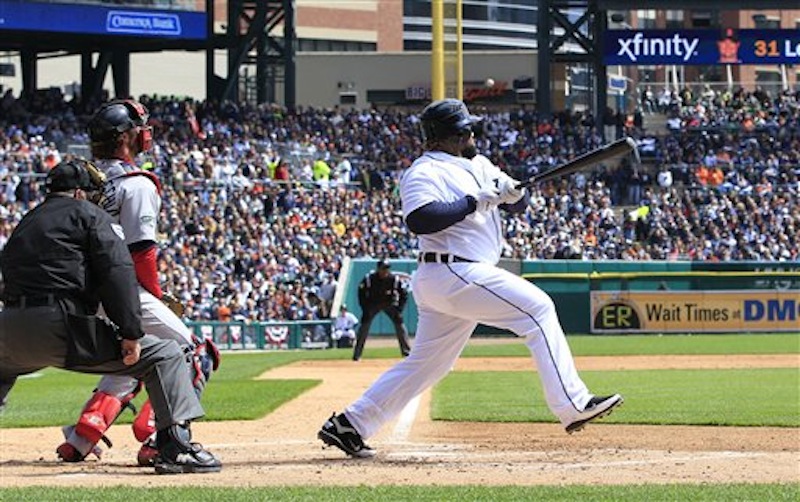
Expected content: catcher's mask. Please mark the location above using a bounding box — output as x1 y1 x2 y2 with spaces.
419 98 482 142
88 99 153 152
46 158 107 204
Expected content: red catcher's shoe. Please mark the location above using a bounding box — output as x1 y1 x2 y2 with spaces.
137 443 159 467
57 442 88 462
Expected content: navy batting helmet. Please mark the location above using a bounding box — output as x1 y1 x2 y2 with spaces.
88 99 152 151
419 99 481 142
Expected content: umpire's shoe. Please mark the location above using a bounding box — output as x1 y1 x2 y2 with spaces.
153 423 222 474
565 394 624 434
318 412 376 458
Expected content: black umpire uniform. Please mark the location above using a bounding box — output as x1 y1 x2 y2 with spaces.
353 260 411 360
0 159 220 474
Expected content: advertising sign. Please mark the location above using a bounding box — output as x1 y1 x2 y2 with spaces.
591 290 800 333
405 80 510 102
0 0 206 39
604 29 800 66
608 75 627 92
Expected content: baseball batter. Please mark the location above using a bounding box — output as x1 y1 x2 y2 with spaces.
57 99 219 466
319 99 622 457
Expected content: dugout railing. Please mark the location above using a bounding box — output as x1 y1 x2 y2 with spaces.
186 319 333 351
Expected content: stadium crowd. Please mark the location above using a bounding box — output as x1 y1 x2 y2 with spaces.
1 86 798 322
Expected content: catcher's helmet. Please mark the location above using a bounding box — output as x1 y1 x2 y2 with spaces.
88 99 152 151
419 99 481 141
46 158 106 193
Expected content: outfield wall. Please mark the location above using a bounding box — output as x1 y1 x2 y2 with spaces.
185 259 799 349
341 259 800 336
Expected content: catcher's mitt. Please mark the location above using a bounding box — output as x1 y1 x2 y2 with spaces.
161 291 186 317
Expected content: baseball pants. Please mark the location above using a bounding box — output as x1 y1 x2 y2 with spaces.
345 262 592 439
94 286 196 399
353 306 411 360
0 304 204 430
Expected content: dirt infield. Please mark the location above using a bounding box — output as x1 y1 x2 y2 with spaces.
0 354 798 487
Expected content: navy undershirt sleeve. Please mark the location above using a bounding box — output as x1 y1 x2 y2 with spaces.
405 196 476 234
499 191 530 214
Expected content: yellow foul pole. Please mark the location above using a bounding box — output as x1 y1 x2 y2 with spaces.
431 0 445 100
456 0 463 100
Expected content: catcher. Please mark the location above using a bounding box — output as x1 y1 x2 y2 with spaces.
0 159 220 474
57 99 220 466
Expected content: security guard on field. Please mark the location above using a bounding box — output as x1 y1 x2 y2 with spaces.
353 259 411 360
0 159 221 474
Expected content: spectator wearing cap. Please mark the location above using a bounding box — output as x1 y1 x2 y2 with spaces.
331 304 359 349
353 259 410 361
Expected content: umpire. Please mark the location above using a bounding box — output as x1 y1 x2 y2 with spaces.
353 259 411 360
0 159 221 475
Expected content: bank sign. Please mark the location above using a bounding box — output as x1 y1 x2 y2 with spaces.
591 290 800 333
0 1 206 40
604 29 800 65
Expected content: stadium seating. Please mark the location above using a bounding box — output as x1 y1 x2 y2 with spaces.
1 88 797 321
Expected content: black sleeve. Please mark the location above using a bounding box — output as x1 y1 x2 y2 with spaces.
405 196 477 235
128 240 157 253
397 279 408 306
499 191 530 214
357 276 369 307
87 208 144 340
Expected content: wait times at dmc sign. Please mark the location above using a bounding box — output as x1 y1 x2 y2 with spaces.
604 29 800 65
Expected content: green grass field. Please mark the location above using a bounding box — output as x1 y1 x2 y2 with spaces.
1 334 797 428
2 484 798 502
1 333 798 500
434 368 800 426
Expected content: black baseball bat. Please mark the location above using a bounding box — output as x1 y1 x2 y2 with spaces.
520 137 639 188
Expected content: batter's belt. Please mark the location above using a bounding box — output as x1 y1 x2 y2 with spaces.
417 252 475 264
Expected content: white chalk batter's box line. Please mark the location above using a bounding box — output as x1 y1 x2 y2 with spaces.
202 441 770 465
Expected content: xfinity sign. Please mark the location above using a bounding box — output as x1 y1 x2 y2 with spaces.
617 33 699 63
604 29 800 66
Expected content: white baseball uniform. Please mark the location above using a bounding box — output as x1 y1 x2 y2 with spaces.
333 311 358 340
333 310 359 342
344 151 594 438
64 159 194 455
96 158 193 346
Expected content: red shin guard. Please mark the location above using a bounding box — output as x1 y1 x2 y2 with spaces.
74 392 123 445
132 399 156 443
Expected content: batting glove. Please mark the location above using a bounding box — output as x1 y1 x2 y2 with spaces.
497 177 525 204
473 186 501 212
